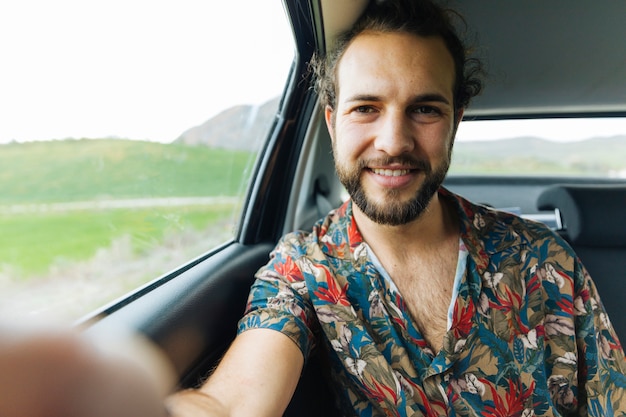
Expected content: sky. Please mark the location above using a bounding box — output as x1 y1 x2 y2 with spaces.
0 0 294 143
1 1 624 145
456 117 626 143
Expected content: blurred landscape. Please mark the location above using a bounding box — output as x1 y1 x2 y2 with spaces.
451 135 626 177
1 100 624 320
0 137 256 320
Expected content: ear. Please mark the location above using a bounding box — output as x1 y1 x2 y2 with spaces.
324 105 336 142
450 109 465 151
454 108 464 130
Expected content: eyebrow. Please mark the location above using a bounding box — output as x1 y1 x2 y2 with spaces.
344 93 451 105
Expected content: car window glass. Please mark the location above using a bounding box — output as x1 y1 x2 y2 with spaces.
0 0 294 322
451 118 626 178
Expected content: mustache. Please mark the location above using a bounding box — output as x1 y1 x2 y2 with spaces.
359 156 432 172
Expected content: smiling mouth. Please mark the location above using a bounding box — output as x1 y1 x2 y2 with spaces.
371 168 411 177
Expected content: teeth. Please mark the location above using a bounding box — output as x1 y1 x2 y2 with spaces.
372 168 410 177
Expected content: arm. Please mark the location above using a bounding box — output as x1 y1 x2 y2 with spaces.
0 326 303 417
166 328 304 417
166 236 315 416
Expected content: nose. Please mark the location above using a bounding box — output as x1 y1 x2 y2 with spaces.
373 110 415 156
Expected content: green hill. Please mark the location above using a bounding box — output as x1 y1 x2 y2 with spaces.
450 136 626 176
0 138 256 205
0 139 257 277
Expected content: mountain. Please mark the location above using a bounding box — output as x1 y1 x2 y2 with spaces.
175 97 281 150
176 98 626 177
451 135 626 176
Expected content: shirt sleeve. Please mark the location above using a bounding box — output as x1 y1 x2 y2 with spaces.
573 256 626 415
237 235 318 361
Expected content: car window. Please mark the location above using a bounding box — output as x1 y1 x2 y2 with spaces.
451 117 626 178
0 0 294 322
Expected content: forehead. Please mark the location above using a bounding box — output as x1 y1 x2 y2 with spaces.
335 31 456 101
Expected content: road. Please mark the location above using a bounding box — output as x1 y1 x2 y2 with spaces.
0 196 239 214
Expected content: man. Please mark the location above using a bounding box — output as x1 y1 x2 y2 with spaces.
166 0 626 416
1 0 624 416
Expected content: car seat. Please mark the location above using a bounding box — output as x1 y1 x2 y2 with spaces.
537 184 626 342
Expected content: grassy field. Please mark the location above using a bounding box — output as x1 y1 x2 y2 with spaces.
0 139 254 279
2 135 625 278
0 203 236 276
0 138 254 204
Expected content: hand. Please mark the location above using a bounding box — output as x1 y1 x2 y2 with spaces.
0 325 174 417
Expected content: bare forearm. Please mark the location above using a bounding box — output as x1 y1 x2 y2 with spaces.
165 329 304 417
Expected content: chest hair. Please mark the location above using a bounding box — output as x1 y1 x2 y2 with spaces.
384 240 459 353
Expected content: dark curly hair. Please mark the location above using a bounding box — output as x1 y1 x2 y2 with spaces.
311 0 484 117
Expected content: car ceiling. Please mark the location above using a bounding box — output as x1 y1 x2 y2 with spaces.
316 0 626 119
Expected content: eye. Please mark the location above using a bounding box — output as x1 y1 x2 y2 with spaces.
354 105 376 113
411 105 442 115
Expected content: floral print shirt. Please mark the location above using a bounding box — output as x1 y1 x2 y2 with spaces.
238 188 626 416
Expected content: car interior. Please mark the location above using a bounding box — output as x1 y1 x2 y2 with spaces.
83 1 626 415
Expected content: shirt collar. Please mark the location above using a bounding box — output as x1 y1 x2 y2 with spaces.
322 187 525 276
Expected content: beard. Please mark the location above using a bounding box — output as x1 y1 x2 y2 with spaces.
335 154 450 226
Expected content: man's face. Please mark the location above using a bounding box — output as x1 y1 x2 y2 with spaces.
325 31 461 226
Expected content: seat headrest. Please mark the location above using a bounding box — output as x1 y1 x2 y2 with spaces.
537 184 626 247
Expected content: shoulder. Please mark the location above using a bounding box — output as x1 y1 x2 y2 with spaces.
274 200 353 259
444 187 571 254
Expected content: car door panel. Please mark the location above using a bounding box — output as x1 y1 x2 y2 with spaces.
84 242 274 387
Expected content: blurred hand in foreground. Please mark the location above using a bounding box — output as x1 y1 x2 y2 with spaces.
0 324 174 417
